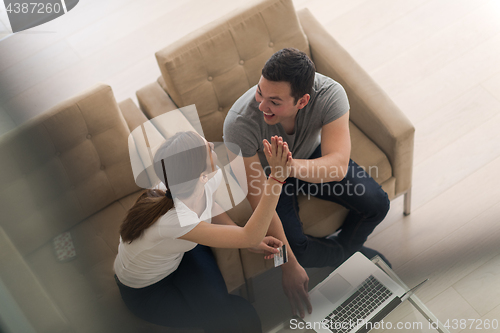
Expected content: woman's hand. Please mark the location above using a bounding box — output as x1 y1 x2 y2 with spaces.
247 236 283 259
263 135 292 183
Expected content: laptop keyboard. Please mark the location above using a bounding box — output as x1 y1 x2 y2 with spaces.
324 275 393 333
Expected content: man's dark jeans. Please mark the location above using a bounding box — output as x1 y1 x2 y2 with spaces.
276 144 390 268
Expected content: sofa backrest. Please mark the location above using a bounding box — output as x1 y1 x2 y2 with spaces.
0 84 139 256
155 0 310 143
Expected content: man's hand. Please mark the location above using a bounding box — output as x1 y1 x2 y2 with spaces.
247 236 283 259
239 152 312 317
282 262 312 318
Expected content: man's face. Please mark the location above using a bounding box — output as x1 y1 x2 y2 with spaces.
255 76 302 126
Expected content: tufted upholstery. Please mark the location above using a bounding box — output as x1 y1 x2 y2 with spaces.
155 0 309 143
0 84 139 257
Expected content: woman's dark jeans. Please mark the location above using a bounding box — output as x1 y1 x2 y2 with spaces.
276 144 390 268
115 244 261 333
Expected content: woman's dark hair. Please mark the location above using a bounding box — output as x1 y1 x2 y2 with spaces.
261 48 316 103
120 131 208 243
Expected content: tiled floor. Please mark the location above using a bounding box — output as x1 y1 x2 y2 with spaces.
1 0 500 332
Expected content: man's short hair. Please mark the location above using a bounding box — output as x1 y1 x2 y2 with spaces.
261 48 316 103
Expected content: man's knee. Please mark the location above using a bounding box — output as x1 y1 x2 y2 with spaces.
348 178 390 220
365 188 390 221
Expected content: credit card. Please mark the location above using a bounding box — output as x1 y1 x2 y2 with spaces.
274 244 288 267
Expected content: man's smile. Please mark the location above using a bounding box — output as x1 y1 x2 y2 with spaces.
263 111 275 119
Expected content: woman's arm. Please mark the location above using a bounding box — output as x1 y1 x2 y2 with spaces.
178 177 283 248
211 202 283 258
179 136 291 249
211 202 236 226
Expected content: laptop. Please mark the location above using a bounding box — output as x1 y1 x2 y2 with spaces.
302 252 427 333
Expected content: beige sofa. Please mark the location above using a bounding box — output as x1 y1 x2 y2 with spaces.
138 0 415 291
0 0 414 332
0 85 208 333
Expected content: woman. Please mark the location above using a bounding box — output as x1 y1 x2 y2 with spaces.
114 131 291 333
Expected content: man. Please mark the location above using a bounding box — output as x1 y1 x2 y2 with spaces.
223 48 390 318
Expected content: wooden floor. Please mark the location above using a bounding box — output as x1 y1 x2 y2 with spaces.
1 0 500 332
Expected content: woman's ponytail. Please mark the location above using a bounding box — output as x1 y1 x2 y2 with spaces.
119 189 174 243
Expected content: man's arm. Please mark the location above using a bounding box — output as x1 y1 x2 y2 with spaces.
290 111 351 183
244 153 312 318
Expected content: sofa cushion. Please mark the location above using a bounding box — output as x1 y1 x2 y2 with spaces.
155 0 310 143
0 84 139 256
24 191 176 333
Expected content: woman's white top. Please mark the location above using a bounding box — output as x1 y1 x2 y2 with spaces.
114 168 223 288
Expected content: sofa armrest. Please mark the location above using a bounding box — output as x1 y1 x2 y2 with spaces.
298 8 415 196
118 98 148 132
136 81 178 120
0 227 70 333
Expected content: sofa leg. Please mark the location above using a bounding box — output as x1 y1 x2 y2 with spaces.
404 189 412 216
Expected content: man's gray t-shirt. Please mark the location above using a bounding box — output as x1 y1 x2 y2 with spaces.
223 73 350 173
